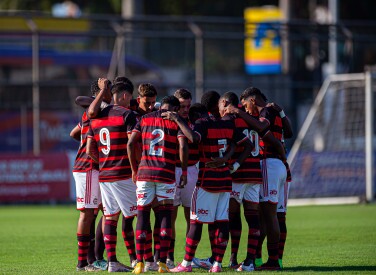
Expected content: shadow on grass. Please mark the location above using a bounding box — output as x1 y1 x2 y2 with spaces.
284 266 376 272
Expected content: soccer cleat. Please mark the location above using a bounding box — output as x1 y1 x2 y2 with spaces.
192 257 213 270
108 261 132 272
255 260 281 271
157 262 170 273
254 258 263 268
76 264 102 272
144 261 159 272
236 263 254 272
131 260 138 268
93 259 108 271
278 259 283 269
170 263 192 273
208 265 222 273
132 262 144 274
166 259 175 269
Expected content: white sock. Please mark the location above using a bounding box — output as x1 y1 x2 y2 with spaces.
181 260 191 267
213 261 222 268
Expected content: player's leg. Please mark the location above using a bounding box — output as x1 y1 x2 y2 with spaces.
257 159 286 271
228 183 244 268
113 179 138 267
74 170 101 271
237 183 260 272
134 181 155 274
171 186 213 273
210 192 230 273
155 183 176 272
101 180 134 272
277 180 290 269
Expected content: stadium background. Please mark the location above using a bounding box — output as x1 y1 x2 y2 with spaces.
0 1 375 203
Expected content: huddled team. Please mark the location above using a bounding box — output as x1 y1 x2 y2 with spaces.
70 76 293 273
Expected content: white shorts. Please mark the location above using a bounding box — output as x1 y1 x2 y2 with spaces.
100 178 137 218
259 158 287 204
174 165 199 207
190 187 230 223
136 181 175 206
73 170 101 210
277 181 291 213
230 183 260 204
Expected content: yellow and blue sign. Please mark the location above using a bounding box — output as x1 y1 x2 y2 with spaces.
244 7 283 74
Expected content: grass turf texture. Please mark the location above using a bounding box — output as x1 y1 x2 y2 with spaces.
0 204 375 274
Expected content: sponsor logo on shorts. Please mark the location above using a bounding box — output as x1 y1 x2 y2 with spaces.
130 205 137 212
269 189 277 195
198 208 208 215
166 188 175 194
137 193 147 199
231 191 240 197
76 197 84 203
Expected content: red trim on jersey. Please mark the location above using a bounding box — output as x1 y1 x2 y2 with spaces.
90 116 124 128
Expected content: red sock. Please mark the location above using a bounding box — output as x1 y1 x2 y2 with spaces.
144 229 154 262
104 219 118 262
77 233 90 268
278 212 287 260
158 204 173 263
267 242 279 261
122 216 136 262
184 222 202 261
214 221 229 264
168 239 175 261
244 209 260 262
229 210 242 261
136 204 151 262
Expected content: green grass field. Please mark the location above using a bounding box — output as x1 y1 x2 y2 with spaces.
0 204 375 274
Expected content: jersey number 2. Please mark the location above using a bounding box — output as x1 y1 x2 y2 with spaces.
149 129 164 156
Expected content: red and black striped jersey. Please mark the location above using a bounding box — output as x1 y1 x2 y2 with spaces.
259 106 283 159
73 111 98 172
224 114 262 184
176 120 199 167
87 105 136 182
194 116 248 193
133 109 184 184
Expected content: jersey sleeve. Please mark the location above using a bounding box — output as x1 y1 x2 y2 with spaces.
258 108 272 137
133 119 141 133
233 123 248 145
87 124 94 138
124 111 137 134
193 119 207 143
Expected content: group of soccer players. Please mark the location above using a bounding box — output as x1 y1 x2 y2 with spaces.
71 75 293 273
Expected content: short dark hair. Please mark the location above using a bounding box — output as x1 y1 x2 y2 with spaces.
90 80 100 96
174 88 192 100
111 82 133 95
240 87 267 102
201 91 220 114
220 91 239 107
188 103 208 123
113 76 134 91
160 95 180 108
138 83 157 97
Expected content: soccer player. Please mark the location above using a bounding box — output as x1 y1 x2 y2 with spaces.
217 92 263 272
127 95 188 274
255 101 293 269
168 88 199 269
86 80 137 272
163 100 254 273
71 80 112 272
132 83 161 272
227 87 287 271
